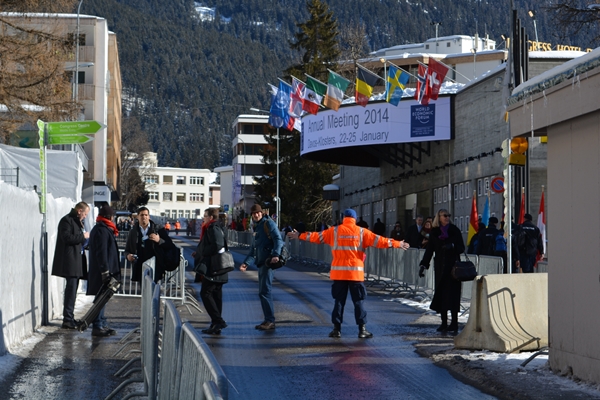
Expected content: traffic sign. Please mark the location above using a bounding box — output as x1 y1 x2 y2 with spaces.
47 121 106 136
48 135 94 145
491 177 504 193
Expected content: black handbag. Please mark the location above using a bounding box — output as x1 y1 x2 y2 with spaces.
209 235 234 276
451 254 477 281
268 245 290 270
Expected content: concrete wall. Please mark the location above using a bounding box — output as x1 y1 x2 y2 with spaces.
509 61 600 383
0 183 72 355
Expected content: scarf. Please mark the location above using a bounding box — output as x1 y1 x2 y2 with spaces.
96 215 119 237
200 219 217 241
439 224 449 240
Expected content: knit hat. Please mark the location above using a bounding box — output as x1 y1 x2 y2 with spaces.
343 209 357 219
524 213 533 221
489 216 499 224
250 204 263 214
99 204 115 217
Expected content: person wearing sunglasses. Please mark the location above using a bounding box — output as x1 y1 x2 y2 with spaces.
418 208 465 333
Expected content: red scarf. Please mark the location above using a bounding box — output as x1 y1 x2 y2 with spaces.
200 219 217 241
96 215 119 237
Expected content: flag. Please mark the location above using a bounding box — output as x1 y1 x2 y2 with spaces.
425 58 449 101
518 190 525 224
302 75 326 115
356 65 380 107
289 77 305 118
415 64 429 105
385 65 409 106
537 190 546 259
324 70 350 111
268 82 295 131
481 193 490 227
467 194 479 247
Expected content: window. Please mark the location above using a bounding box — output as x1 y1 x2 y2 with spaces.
171 210 177 219
148 192 158 201
178 210 184 218
163 192 172 201
145 175 158 185
443 186 448 203
454 185 458 201
465 182 471 198
185 210 190 218
484 178 490 195
460 216 464 231
454 217 459 229
433 188 437 204
190 193 204 202
163 175 173 185
176 176 186 185
425 44 430 49
465 216 469 232
176 193 186 202
190 176 204 185
447 42 451 47
459 183 464 199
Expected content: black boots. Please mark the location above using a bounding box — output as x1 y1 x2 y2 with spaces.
358 324 373 339
329 323 341 338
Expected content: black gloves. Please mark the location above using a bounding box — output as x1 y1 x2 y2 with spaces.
101 270 111 284
419 265 427 278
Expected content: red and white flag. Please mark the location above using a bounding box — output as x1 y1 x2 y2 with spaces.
415 64 429 105
425 58 449 101
289 77 305 118
537 190 546 259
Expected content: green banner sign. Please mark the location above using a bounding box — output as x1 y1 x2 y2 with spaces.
47 120 105 136
48 135 94 145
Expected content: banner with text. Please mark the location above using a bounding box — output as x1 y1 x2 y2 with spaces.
300 97 451 156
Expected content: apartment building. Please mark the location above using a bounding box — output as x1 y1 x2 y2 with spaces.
141 153 213 221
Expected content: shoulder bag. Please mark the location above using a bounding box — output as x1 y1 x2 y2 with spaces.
451 253 477 282
210 227 234 276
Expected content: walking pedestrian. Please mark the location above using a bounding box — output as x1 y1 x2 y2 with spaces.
87 204 121 337
239 204 283 331
517 214 544 273
406 215 425 249
418 209 465 334
51 202 90 330
192 207 229 335
288 209 410 338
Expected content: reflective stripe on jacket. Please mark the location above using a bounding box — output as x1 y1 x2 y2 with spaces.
299 217 402 281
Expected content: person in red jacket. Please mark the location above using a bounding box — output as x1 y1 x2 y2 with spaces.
288 209 410 338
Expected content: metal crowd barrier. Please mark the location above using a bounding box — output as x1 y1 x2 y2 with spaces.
226 230 253 247
176 322 228 400
157 301 183 400
106 272 160 400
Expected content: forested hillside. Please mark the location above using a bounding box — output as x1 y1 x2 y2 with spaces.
82 0 594 169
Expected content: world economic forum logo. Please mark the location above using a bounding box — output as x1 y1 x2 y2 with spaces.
410 104 436 137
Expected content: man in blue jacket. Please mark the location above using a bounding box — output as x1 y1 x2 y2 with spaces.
240 204 283 330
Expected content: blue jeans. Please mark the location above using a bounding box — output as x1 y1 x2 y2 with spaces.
258 265 275 323
92 292 108 330
331 280 367 326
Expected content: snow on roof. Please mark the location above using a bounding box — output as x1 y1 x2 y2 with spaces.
509 47 600 105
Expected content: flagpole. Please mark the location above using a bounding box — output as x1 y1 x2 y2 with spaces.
304 73 327 87
418 59 471 83
326 69 354 100
356 63 384 80
386 61 418 80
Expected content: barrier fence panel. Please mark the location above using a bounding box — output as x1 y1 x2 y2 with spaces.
176 323 228 400
158 300 183 400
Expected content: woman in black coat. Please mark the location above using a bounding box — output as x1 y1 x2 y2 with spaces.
87 204 121 336
192 207 229 335
419 208 465 333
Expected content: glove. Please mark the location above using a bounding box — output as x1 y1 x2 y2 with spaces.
101 270 111 284
419 265 426 278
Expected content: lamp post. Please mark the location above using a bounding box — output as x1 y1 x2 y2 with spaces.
74 0 84 102
237 134 246 218
250 107 279 229
528 10 539 51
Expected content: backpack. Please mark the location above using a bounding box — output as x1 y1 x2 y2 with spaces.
494 232 507 253
263 220 289 267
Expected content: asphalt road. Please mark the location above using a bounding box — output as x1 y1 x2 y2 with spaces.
177 235 495 400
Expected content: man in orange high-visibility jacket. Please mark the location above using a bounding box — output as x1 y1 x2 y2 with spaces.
288 209 410 338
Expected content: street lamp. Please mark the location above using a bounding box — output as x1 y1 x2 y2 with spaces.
237 134 246 218
75 0 84 102
249 107 280 229
528 10 539 50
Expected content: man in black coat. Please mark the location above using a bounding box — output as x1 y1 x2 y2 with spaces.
373 218 386 236
52 202 90 329
125 207 172 283
88 204 121 337
406 215 424 249
518 213 545 273
476 217 502 256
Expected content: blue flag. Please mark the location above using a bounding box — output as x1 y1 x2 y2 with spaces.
385 65 409 106
481 195 490 227
269 81 293 129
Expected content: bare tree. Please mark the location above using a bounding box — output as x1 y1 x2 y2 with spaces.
546 1 600 43
0 0 79 142
338 20 370 71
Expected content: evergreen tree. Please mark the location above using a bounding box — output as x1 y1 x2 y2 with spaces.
255 0 340 228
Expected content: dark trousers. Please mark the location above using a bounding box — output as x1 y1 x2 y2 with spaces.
331 280 367 326
63 277 79 324
520 254 537 273
200 280 225 325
